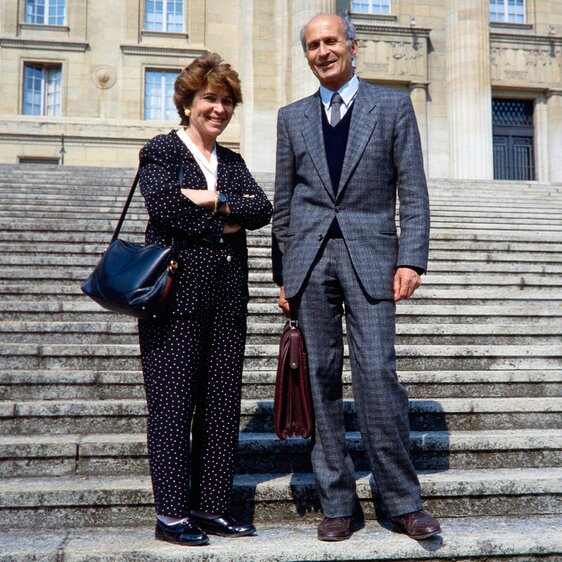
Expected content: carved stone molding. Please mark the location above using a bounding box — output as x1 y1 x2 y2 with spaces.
121 45 207 58
0 38 88 52
352 22 430 82
490 35 562 87
91 65 117 90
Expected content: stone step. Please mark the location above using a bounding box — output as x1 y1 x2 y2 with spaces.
4 198 562 220
1 429 560 478
1 288 559 307
0 342 560 371
1 397 560 435
0 515 560 562
3 248 562 267
0 468 560 528
3 239 562 257
1 226 559 244
3 257 562 286
1 301 560 324
1 180 557 198
2 217 561 234
1 369 559 401
1 321 559 346
2 262 561 288
3 204 562 222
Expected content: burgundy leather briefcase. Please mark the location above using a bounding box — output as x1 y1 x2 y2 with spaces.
273 321 314 439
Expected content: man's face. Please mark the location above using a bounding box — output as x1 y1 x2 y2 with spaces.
304 15 357 91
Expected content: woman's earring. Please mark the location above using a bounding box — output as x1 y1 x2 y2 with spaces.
184 108 191 117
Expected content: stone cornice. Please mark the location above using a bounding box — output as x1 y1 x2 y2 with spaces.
349 12 398 23
0 130 238 151
121 45 207 58
353 23 431 39
490 32 562 46
20 23 70 33
0 38 88 52
140 30 190 40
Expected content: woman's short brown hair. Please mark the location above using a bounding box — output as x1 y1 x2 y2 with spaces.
174 52 243 126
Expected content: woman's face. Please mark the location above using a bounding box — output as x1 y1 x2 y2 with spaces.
187 84 234 141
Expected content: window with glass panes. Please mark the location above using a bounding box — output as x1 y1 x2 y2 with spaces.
351 0 391 14
23 64 62 116
145 0 184 32
25 0 65 25
489 0 526 23
144 70 179 120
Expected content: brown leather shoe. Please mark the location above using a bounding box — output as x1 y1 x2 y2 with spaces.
391 510 441 539
317 515 363 542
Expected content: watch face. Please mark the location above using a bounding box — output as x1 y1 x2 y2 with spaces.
219 192 228 204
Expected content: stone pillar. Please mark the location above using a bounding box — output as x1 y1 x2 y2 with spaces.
290 0 336 102
409 82 429 174
445 0 493 179
1 0 19 35
546 90 562 183
533 95 548 182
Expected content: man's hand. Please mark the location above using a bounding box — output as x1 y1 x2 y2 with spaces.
393 267 422 302
278 286 291 317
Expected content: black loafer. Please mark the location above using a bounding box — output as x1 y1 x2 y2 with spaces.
190 513 256 537
155 518 209 546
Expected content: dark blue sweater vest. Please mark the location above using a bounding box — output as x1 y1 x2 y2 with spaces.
322 102 353 193
322 103 353 236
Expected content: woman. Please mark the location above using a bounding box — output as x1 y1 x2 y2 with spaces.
138 53 272 547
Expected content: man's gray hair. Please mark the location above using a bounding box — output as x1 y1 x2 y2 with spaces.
300 14 357 54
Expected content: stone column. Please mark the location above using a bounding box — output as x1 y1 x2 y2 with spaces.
546 90 562 183
533 95 549 182
445 0 493 179
1 0 19 35
290 0 336 102
409 82 429 174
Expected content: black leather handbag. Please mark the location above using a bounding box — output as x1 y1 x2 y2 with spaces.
81 170 179 320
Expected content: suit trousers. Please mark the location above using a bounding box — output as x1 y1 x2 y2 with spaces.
296 238 422 518
138 300 246 518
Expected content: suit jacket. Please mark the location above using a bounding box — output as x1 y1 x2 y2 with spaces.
139 130 272 316
272 79 430 301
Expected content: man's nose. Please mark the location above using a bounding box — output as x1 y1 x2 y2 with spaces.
318 42 329 57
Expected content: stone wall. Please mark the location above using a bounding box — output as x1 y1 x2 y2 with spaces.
0 0 561 179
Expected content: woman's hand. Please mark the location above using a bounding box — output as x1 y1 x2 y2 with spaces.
181 188 214 208
223 222 242 234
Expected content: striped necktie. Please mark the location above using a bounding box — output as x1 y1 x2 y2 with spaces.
330 92 343 127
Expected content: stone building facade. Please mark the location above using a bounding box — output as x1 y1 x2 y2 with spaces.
0 0 561 180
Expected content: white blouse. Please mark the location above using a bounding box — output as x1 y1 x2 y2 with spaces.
177 127 218 191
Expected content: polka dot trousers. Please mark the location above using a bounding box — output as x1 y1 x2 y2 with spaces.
138 286 246 518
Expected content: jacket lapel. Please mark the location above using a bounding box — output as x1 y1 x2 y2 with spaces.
300 93 334 200
337 81 378 198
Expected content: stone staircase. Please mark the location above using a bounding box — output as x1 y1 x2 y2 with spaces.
0 163 561 561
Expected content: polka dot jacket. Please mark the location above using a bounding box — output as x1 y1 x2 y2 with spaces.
138 130 273 317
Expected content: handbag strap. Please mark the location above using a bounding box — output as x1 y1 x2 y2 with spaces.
110 146 185 243
111 170 140 243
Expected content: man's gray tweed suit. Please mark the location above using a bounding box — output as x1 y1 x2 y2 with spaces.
272 79 430 518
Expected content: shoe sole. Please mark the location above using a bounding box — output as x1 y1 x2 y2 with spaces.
317 518 364 541
317 533 352 542
392 525 442 540
155 528 209 546
204 528 256 538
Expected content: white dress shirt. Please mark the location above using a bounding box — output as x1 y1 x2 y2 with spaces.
319 74 359 122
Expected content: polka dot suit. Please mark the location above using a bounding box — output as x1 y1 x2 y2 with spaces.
138 130 272 517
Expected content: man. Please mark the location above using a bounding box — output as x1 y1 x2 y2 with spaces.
272 14 440 542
